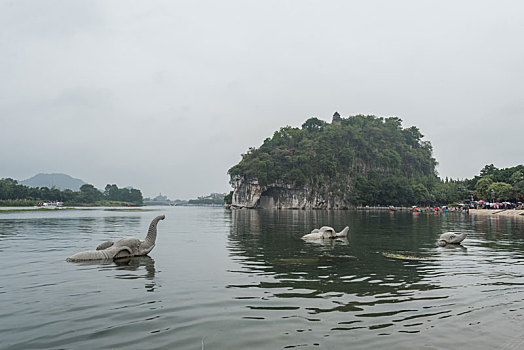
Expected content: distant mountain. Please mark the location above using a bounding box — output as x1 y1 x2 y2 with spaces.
20 173 87 191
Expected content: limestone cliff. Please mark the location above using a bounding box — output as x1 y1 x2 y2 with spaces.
230 175 352 209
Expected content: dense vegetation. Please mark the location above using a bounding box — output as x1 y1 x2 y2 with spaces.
228 115 523 206
457 164 524 203
0 179 143 206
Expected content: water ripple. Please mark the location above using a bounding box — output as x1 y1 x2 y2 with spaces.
1 208 524 349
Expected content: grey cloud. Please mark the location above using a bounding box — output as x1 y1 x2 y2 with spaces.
1 0 524 199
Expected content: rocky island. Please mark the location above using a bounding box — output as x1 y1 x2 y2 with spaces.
228 113 438 209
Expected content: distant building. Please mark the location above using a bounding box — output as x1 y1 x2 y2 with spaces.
153 193 168 201
143 193 173 206
332 111 341 125
197 193 225 201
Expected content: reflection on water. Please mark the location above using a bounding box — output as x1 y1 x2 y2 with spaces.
71 256 158 291
227 210 440 317
0 211 164 350
113 256 157 292
1 207 523 349
226 209 524 348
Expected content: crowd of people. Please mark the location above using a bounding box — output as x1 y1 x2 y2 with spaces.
471 200 523 210
406 200 524 213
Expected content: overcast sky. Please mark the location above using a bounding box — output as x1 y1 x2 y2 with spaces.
1 0 523 199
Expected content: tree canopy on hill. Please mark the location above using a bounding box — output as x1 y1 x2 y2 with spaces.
229 115 439 206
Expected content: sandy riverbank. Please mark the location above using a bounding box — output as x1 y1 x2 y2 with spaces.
469 208 524 218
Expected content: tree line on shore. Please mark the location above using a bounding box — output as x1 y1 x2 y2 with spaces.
394 164 524 206
457 164 524 203
0 178 143 206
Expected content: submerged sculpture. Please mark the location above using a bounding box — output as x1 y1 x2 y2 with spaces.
301 226 349 240
66 215 165 262
437 232 467 247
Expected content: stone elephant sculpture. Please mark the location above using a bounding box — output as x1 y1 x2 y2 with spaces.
437 232 467 247
301 226 349 240
66 215 165 262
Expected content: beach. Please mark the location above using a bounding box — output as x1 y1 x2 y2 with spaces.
470 208 524 218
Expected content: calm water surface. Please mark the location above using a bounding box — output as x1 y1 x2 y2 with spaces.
1 207 523 349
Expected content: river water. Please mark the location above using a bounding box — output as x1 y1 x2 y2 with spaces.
0 207 523 349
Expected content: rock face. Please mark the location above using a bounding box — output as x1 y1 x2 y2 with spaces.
230 175 352 209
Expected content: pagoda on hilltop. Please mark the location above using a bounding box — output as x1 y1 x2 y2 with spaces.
332 111 341 125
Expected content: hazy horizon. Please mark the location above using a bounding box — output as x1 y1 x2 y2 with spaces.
2 1 523 200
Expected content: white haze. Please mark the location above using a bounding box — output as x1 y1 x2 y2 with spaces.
1 0 523 199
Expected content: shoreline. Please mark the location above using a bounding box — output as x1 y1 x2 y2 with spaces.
469 208 524 218
0 207 155 212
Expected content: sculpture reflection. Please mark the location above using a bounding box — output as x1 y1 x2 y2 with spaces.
72 256 157 292
227 209 440 307
302 236 349 247
113 256 157 292
437 243 468 253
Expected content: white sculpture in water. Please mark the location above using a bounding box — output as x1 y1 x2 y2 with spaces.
437 232 467 247
301 226 349 240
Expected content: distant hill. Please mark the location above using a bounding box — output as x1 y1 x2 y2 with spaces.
20 173 87 191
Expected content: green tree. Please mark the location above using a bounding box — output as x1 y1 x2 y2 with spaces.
510 170 524 185
104 184 120 201
412 183 431 205
488 182 513 202
80 184 103 203
475 177 493 200
224 191 233 205
514 180 524 201
480 164 498 177
301 117 327 132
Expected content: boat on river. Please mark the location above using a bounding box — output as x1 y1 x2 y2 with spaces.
36 201 63 208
